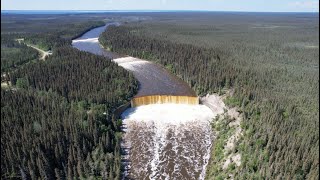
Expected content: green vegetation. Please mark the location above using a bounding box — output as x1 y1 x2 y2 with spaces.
22 19 104 51
1 35 39 73
224 96 241 108
1 14 106 51
2 12 318 179
206 114 236 179
15 77 29 89
1 14 108 74
99 12 319 179
10 46 137 105
1 13 138 179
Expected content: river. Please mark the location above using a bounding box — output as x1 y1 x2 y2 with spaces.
72 23 195 97
72 23 218 180
72 23 122 59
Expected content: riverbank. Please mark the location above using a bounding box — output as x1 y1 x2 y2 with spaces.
72 24 196 97
203 92 243 179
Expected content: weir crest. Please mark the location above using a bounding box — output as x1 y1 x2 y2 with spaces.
131 95 199 107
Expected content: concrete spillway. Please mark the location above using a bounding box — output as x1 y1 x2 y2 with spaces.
131 95 199 107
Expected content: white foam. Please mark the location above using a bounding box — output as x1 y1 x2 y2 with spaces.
113 56 149 71
121 103 220 179
113 56 144 64
72 37 99 43
122 104 215 124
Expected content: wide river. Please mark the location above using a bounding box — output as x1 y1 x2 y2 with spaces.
72 23 218 180
72 23 195 97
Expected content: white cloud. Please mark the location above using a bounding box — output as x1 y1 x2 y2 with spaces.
289 1 319 9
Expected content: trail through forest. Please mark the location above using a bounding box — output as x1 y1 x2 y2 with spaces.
27 44 51 60
16 38 51 60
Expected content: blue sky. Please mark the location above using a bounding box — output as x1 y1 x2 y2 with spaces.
1 0 319 12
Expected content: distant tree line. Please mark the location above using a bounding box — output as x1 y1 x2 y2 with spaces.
23 21 105 51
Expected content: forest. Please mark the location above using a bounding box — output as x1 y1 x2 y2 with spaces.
99 12 319 179
1 12 319 179
1 35 39 73
1 13 138 179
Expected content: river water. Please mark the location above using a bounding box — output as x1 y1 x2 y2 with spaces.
72 23 217 179
121 104 217 180
72 23 195 97
72 23 122 59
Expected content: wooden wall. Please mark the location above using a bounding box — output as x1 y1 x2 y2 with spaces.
131 95 199 107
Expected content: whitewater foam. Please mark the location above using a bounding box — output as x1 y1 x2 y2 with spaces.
72 37 98 43
121 103 219 179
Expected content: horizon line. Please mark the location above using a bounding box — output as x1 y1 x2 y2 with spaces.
1 9 319 13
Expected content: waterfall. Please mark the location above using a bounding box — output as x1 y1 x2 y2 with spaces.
121 103 218 179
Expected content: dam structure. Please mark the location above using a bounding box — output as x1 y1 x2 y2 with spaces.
72 23 219 179
131 95 199 107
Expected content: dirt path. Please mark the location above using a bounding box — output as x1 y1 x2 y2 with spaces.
27 44 51 60
16 38 51 60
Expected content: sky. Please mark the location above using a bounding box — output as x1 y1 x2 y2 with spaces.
1 0 319 12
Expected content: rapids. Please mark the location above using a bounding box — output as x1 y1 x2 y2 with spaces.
121 104 218 179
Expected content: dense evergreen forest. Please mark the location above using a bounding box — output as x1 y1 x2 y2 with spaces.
1 14 138 179
1 12 318 179
1 14 106 74
99 13 319 179
1 35 39 73
22 20 105 51
10 46 137 105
